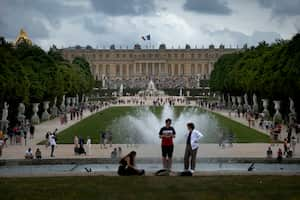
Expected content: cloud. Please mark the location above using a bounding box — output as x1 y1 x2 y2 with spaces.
183 0 232 15
202 28 282 46
258 0 300 17
90 0 156 16
0 0 87 40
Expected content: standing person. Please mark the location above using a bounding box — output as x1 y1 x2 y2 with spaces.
291 136 297 153
108 131 113 147
184 122 203 173
159 118 176 170
74 136 79 154
86 136 92 155
49 134 56 157
29 124 35 139
101 131 107 149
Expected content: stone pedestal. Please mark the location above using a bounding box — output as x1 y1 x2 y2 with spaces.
31 103 40 124
41 101 50 121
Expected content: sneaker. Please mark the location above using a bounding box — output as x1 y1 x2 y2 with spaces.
190 169 195 173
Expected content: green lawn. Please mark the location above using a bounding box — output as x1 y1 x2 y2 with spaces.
55 106 270 144
209 111 270 143
0 176 299 200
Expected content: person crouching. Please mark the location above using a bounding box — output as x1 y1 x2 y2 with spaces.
118 151 145 176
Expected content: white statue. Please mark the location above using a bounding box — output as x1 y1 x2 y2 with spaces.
273 100 282 123
262 99 270 120
51 97 58 117
1 102 9 121
17 103 26 123
252 94 258 113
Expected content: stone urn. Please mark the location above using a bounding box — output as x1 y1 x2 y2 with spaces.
41 101 50 121
31 103 40 124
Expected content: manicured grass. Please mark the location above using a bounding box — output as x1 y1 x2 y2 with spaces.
57 107 135 144
56 106 270 144
0 176 299 200
209 111 270 143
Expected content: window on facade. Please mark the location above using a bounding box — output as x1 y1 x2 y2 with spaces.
116 54 119 58
129 64 134 75
174 64 178 75
181 53 184 58
168 64 172 75
191 64 195 74
191 54 194 59
116 64 120 76
148 63 153 75
155 63 159 74
106 64 110 74
161 63 165 73
180 64 184 75
197 64 202 74
136 63 140 73
122 64 127 76
142 63 146 74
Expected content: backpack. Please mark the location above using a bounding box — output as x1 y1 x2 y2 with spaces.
154 169 170 176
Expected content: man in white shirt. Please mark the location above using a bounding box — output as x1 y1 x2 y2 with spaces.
184 122 203 173
49 134 57 157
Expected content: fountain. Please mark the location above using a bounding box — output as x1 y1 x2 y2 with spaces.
138 80 165 96
107 105 223 144
119 84 124 96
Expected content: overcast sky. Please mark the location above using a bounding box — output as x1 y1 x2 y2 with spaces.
1 0 300 50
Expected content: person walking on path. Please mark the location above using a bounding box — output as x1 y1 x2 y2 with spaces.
184 122 203 173
159 118 176 170
86 136 92 155
49 134 56 157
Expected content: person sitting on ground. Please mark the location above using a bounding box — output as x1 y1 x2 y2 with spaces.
35 148 42 159
25 148 33 159
266 146 273 158
111 148 117 159
78 136 86 155
118 151 145 176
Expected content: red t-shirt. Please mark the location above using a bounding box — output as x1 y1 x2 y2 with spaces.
159 126 176 146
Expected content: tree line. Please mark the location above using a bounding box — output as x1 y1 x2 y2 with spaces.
0 37 94 124
210 33 300 119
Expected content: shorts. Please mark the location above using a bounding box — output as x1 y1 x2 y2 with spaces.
161 145 174 158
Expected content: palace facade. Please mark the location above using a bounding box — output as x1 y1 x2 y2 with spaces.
61 44 239 89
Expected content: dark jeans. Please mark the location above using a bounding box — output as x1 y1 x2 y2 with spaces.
118 165 145 176
51 145 55 157
184 144 198 170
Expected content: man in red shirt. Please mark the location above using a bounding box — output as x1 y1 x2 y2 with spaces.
159 118 176 170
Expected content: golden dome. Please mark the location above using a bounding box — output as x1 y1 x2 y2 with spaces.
15 28 32 46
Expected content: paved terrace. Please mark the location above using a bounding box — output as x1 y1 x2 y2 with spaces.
1 97 299 160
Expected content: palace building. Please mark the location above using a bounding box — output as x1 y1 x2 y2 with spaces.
61 44 240 89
